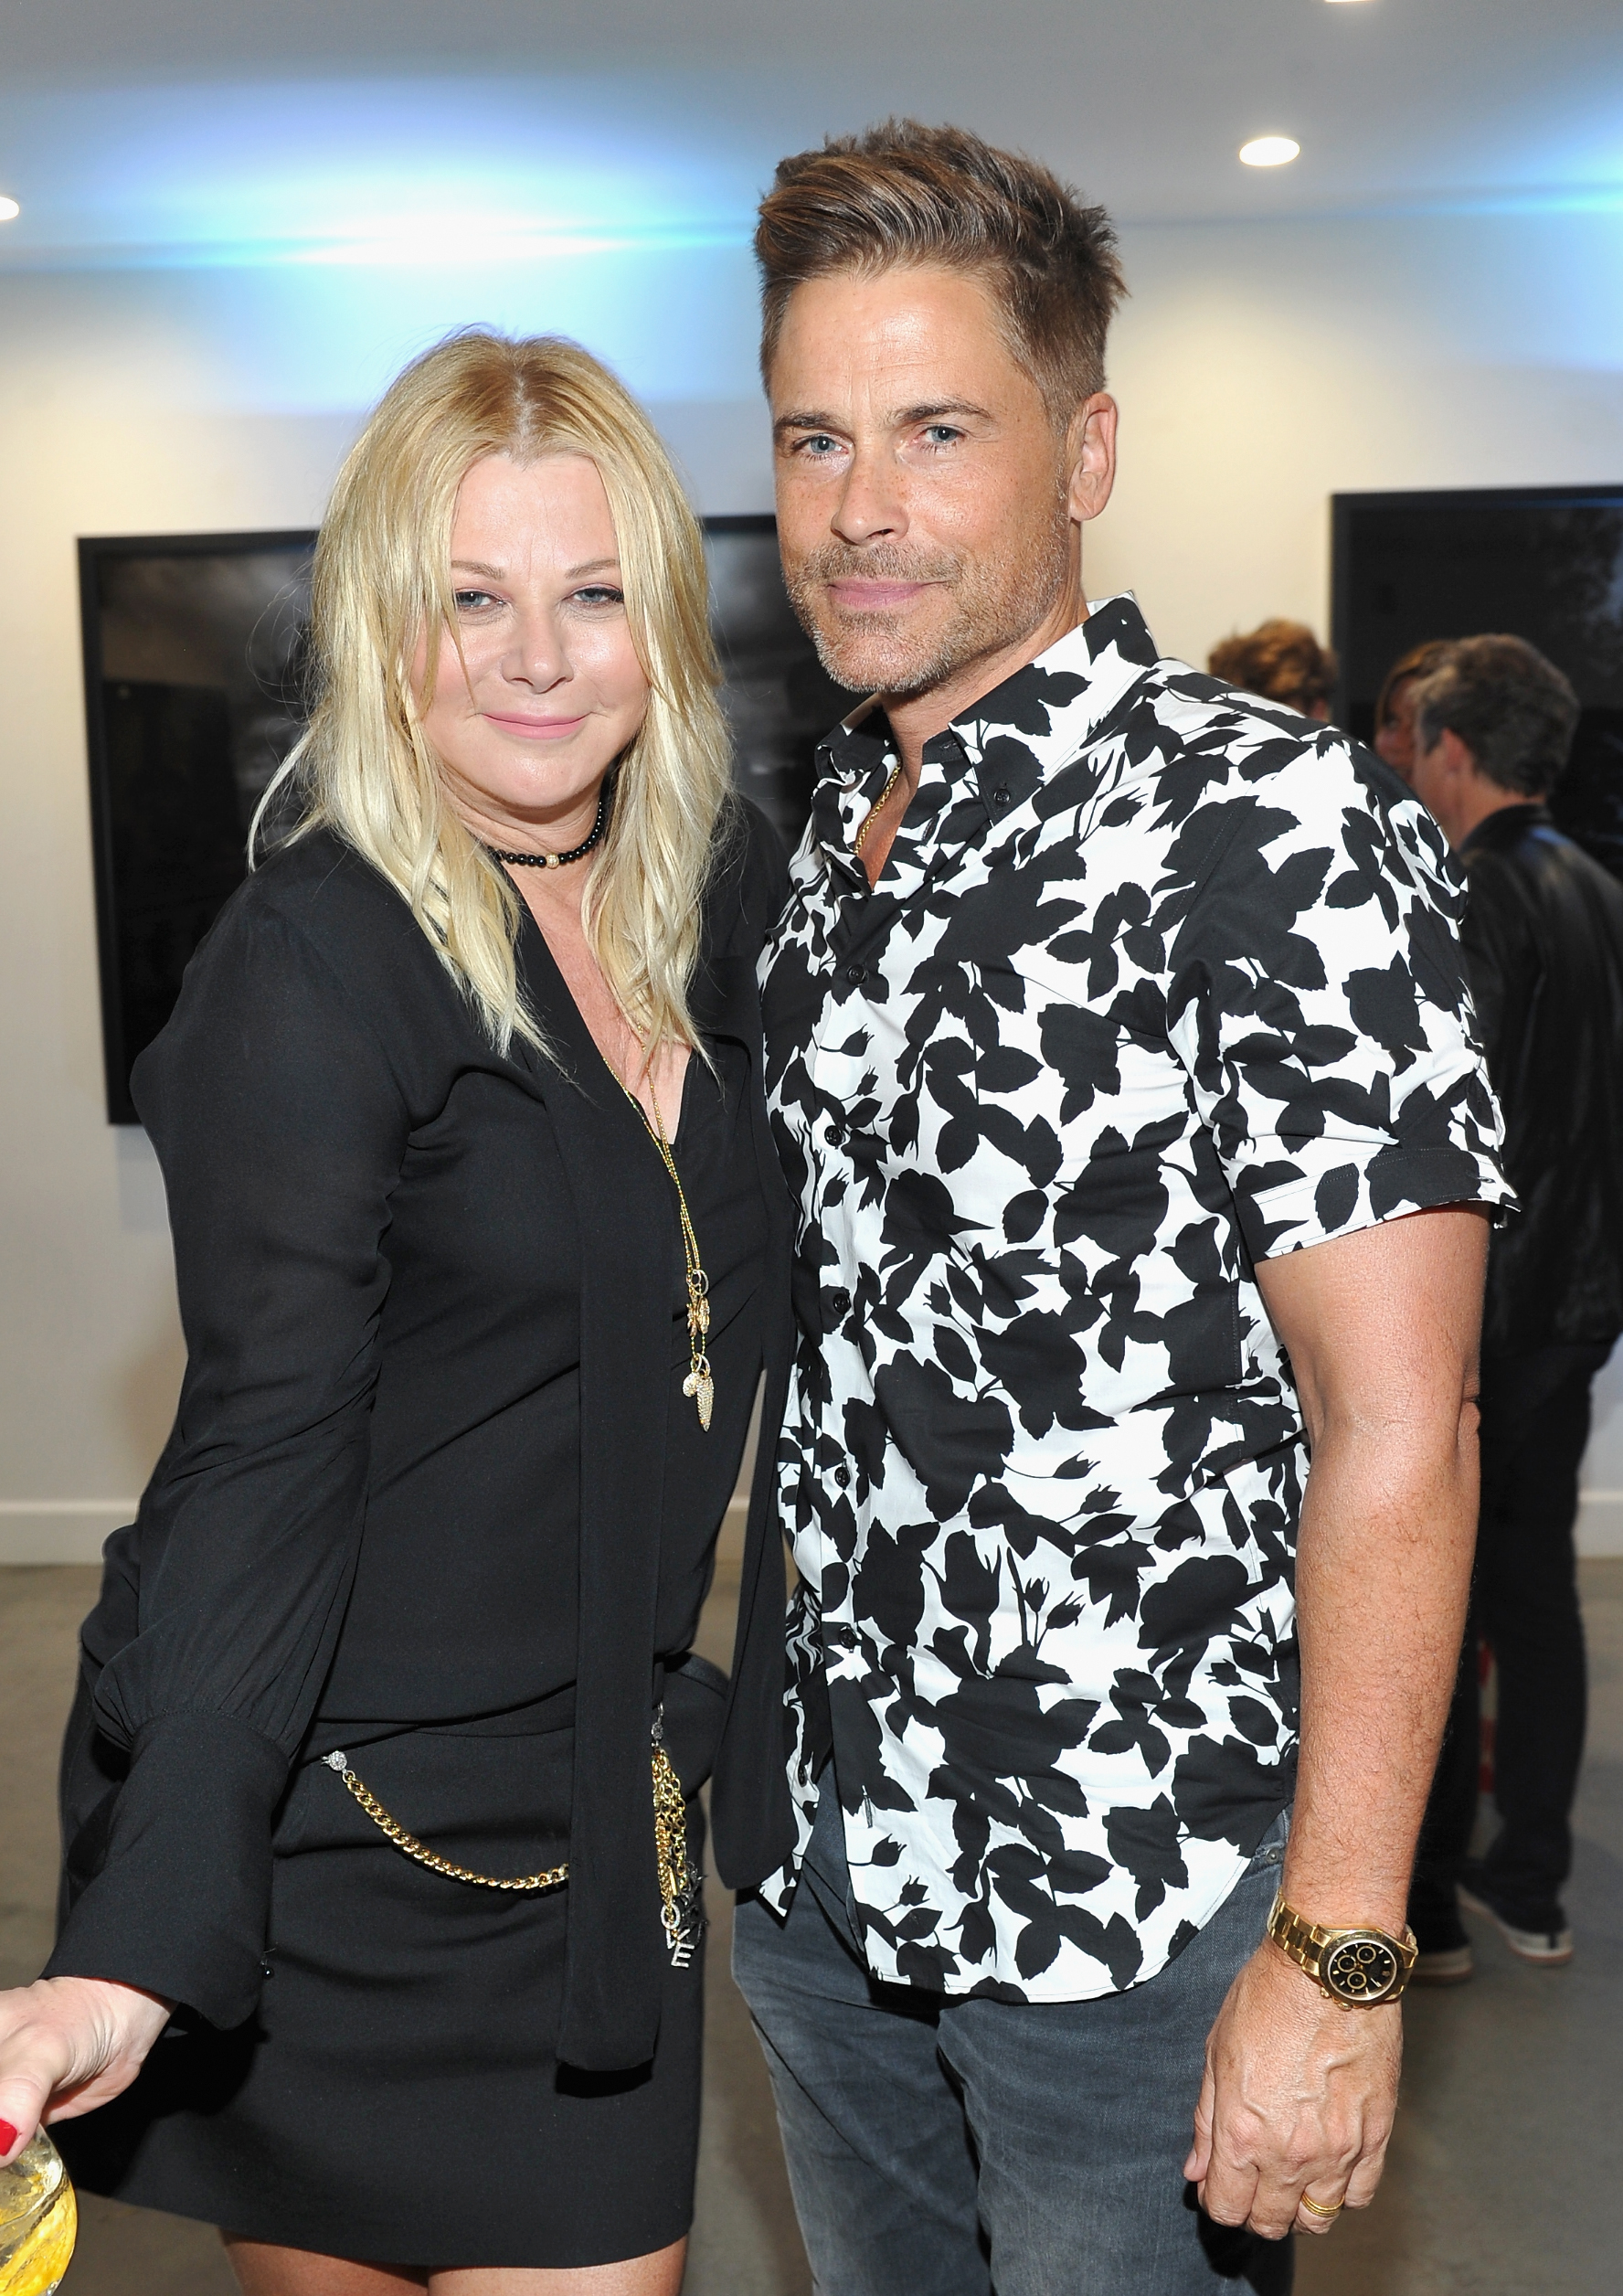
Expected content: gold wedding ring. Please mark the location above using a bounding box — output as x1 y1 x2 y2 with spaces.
1299 2194 1344 2220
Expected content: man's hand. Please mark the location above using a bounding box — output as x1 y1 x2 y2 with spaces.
1185 1942 1399 2238
0 1976 173 2163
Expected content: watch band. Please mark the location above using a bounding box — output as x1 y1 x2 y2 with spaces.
1268 1893 1417 2006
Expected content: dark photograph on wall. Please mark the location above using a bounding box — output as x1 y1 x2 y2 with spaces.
701 514 848 850
81 516 835 1121
80 530 318 1122
1332 484 1623 877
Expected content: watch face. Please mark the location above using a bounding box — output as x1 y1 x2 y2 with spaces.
1323 1933 1402 2004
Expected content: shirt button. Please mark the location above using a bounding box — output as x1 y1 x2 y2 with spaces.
843 962 868 985
992 787 1012 807
825 1288 851 1318
833 1464 852 1489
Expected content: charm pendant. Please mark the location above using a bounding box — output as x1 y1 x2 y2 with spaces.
651 1708 706 1968
614 1068 714 1432
663 1885 705 1968
683 1363 715 1430
684 1274 713 1423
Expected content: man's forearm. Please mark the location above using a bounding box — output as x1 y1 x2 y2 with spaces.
1193 1207 1487 2236
1281 1405 1478 1931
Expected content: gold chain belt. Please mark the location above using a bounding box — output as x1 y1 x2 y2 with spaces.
322 1709 703 1965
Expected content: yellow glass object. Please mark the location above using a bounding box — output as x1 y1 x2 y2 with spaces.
0 2132 78 2296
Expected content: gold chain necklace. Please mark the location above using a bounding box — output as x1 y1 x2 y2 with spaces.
618 1065 714 1430
853 758 905 858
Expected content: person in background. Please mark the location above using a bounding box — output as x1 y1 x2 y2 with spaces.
1206 618 1336 720
1404 633 1623 1982
1372 638 1454 782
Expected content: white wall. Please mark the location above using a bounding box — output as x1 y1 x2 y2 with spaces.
1091 206 1623 664
4 201 1621 1561
0 273 364 1561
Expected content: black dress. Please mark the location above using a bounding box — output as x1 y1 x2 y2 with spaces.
47 810 799 2270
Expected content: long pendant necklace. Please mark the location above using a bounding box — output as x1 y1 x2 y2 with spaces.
618 1066 714 1430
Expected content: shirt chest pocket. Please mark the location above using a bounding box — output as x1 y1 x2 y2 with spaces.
1046 1124 1246 1405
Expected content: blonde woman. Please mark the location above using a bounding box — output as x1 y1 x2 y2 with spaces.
0 334 796 2292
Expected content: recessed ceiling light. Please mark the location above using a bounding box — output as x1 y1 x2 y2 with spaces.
0 197 20 222
1239 137 1300 168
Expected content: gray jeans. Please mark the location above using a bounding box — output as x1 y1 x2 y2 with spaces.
732 1774 1293 2296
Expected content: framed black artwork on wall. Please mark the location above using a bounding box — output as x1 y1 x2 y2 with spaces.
80 516 840 1123
80 529 318 1124
1331 484 1623 878
701 513 848 848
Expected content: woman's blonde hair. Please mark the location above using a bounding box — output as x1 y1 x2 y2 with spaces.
257 330 734 1060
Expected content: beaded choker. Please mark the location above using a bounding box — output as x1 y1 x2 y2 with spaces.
486 783 608 870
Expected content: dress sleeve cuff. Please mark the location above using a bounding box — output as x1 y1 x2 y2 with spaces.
45 1709 289 2030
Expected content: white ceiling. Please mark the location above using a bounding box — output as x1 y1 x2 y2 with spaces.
0 0 1620 264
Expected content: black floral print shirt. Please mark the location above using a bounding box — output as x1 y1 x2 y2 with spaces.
758 595 1509 2001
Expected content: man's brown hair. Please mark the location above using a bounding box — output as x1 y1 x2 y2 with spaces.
1411 634 1580 797
1207 619 1337 717
755 119 1126 423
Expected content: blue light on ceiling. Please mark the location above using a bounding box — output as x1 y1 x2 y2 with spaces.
0 77 759 268
0 77 770 412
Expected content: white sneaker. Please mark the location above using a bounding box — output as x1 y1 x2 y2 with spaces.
1459 1885 1574 1966
1411 1941 1474 1985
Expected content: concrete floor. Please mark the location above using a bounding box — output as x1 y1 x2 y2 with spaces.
3 1561 1618 2295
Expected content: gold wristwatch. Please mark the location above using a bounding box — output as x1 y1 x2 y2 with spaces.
1267 1894 1417 2006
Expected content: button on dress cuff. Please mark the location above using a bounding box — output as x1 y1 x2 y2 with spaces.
45 1709 289 2030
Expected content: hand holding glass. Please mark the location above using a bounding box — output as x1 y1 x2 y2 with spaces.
0 2131 76 2296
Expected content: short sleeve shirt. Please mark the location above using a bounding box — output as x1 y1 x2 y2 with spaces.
758 596 1509 2001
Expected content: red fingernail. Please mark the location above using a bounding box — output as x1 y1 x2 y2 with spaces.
0 2121 16 2155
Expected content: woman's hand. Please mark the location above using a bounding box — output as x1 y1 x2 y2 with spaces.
0 1976 174 2163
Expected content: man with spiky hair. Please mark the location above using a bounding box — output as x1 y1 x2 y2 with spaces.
732 121 1508 2293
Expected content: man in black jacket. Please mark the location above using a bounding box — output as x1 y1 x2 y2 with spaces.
1406 633 1623 1978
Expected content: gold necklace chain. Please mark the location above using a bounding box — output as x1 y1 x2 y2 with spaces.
853 759 905 858
619 1065 714 1430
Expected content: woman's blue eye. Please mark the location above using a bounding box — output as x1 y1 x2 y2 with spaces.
573 587 625 607
453 589 497 611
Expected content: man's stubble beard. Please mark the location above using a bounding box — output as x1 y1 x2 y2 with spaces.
784 490 1074 700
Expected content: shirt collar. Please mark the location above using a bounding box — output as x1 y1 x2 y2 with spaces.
811 593 1162 881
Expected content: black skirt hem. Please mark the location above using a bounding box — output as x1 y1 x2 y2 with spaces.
62 2163 695 2275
